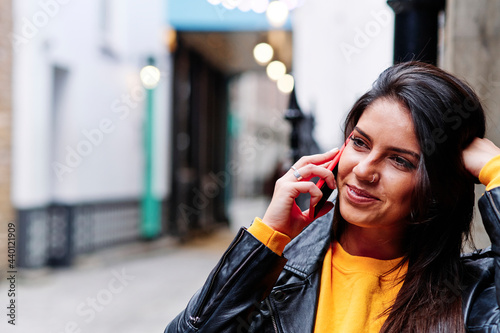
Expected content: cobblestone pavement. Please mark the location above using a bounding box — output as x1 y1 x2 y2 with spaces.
0 197 271 333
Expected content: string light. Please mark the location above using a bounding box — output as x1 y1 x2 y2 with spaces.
204 0 295 92
206 0 302 15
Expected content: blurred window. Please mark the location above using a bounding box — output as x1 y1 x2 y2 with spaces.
99 0 121 59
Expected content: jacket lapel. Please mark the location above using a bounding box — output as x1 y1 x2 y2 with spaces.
282 209 334 278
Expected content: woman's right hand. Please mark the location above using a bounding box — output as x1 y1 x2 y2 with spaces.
262 148 340 239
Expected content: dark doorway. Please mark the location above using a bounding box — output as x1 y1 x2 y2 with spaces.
168 37 229 238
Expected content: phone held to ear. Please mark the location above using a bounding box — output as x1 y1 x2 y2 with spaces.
310 133 352 219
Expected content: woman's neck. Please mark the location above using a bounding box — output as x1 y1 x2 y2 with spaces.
339 223 407 260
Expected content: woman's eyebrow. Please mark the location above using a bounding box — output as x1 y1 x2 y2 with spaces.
354 126 372 141
389 147 421 161
353 126 420 160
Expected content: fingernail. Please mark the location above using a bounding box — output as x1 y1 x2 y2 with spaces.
329 147 339 152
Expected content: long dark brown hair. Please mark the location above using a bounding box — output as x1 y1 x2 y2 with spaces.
334 61 486 332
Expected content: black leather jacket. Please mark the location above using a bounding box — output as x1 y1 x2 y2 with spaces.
165 187 500 332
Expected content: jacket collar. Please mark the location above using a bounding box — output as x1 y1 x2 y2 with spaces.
282 209 334 279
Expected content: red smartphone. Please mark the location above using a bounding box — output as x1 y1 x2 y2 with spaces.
310 133 352 219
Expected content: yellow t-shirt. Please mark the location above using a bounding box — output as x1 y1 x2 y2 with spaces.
479 154 500 191
249 218 405 332
248 154 500 331
313 242 406 332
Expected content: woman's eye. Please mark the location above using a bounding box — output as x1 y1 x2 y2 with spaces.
351 137 368 149
392 156 415 170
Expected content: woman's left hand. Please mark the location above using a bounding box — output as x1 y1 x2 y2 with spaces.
463 138 500 179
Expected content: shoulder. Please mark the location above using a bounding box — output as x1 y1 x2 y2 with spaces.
461 247 495 273
461 248 500 330
461 247 495 296
280 210 334 278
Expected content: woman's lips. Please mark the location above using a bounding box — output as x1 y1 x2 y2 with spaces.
346 185 380 203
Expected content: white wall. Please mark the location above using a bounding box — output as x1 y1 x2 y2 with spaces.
292 0 394 150
12 0 171 207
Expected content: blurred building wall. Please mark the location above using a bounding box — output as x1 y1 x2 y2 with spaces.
11 0 171 267
228 71 290 198
292 0 395 150
0 0 14 273
12 0 170 207
443 0 500 249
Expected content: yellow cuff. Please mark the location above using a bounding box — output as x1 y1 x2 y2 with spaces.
247 217 291 256
479 154 500 191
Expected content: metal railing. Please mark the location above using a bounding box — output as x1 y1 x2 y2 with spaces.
17 201 143 268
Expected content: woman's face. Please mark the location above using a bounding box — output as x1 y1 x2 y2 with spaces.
337 98 421 233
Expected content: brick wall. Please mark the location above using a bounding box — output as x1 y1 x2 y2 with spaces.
0 0 14 274
443 0 500 249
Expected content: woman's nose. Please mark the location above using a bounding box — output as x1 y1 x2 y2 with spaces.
352 155 379 183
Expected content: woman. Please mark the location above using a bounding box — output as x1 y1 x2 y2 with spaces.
165 62 500 332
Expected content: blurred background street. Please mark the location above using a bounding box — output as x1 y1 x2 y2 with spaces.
1 225 234 333
0 0 499 332
0 197 268 333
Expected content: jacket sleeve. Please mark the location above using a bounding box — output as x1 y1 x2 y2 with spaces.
478 187 500 309
164 227 288 333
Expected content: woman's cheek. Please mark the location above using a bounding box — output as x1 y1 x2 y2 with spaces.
337 153 354 181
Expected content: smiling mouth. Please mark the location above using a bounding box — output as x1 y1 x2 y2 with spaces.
346 185 380 203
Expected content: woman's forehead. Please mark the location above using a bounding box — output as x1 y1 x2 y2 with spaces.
356 99 421 154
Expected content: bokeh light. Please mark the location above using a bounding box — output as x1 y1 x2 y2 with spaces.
266 60 286 81
266 1 289 28
222 0 238 10
253 43 274 65
277 74 295 93
281 0 299 10
237 0 253 12
252 0 270 14
140 65 161 89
